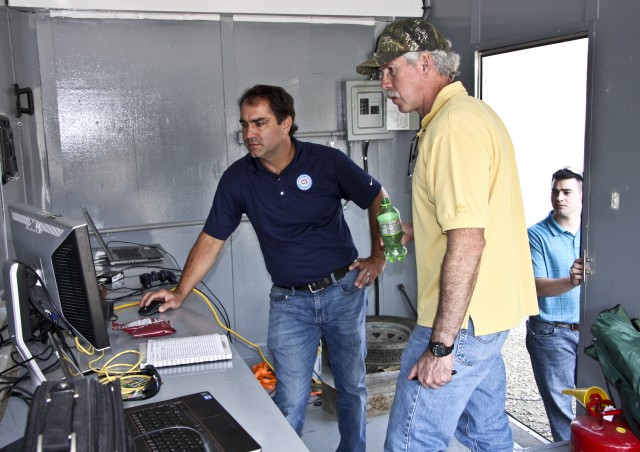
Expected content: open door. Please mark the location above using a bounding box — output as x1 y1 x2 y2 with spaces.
477 36 589 441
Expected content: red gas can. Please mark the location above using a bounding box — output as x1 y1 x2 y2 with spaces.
567 390 640 451
571 414 640 451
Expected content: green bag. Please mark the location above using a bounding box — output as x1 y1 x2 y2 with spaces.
585 304 640 438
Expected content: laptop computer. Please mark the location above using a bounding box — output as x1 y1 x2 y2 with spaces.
125 391 262 452
82 207 164 266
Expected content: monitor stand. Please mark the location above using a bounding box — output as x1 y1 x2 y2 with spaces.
3 261 46 386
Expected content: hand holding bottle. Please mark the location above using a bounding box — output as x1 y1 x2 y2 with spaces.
377 198 408 262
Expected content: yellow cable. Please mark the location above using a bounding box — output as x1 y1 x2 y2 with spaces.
190 288 322 386
190 288 276 372
112 286 322 386
115 301 139 311
74 332 148 395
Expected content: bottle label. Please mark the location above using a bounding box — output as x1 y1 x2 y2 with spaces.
380 218 402 236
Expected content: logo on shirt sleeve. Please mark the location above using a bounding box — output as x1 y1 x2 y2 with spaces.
296 174 313 191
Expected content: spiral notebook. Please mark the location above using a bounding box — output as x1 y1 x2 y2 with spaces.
141 333 232 368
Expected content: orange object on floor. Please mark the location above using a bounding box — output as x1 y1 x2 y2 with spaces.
253 362 276 391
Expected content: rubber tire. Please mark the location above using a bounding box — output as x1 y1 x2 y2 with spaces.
366 315 416 373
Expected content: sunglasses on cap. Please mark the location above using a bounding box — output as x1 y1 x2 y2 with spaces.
558 166 584 179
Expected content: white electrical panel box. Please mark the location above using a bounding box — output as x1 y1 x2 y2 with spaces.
345 80 393 141
345 80 420 141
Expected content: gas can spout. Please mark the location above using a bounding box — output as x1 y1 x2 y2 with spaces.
562 387 623 417
562 386 609 408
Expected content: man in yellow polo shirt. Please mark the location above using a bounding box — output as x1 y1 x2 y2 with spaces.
356 18 538 451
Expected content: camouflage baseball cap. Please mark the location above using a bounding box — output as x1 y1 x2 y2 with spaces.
356 18 450 75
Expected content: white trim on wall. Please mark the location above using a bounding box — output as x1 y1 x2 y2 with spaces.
8 0 419 18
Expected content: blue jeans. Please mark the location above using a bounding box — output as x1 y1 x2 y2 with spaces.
267 268 367 452
384 319 512 452
526 317 578 442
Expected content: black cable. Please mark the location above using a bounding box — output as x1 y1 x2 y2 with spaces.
398 284 418 319
362 140 370 173
374 278 380 316
24 266 77 338
0 324 11 348
422 0 431 20
103 243 232 329
312 368 323 384
196 281 231 330
359 139 381 315
0 384 34 406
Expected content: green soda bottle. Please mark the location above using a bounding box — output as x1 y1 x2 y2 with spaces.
377 198 407 262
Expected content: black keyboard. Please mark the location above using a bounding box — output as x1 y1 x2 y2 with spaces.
113 247 144 259
129 401 215 451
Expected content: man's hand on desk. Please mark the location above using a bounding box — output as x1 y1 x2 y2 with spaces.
140 289 186 313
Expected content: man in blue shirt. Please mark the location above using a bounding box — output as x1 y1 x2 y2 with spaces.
141 84 387 451
527 167 584 442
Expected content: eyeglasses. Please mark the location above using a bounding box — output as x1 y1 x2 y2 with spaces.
407 129 426 177
407 134 419 177
563 166 584 178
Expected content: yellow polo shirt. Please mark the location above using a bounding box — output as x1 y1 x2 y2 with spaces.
412 82 538 336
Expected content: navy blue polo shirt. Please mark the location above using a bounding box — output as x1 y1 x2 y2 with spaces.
203 138 382 287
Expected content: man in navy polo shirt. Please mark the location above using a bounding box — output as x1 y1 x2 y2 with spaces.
141 84 388 451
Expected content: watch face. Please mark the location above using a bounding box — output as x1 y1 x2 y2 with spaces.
432 344 446 356
429 341 453 357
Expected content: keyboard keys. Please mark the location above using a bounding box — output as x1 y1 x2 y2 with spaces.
130 402 213 451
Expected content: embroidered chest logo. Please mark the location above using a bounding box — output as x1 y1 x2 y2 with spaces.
296 174 313 191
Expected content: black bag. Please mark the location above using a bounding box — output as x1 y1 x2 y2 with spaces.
585 304 640 439
21 378 133 451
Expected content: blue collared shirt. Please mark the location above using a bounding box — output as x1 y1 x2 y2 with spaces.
203 138 382 287
528 211 581 323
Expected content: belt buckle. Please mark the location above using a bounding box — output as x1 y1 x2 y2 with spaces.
308 282 322 293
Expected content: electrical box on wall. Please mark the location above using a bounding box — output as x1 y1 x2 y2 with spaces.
345 80 392 141
345 80 419 141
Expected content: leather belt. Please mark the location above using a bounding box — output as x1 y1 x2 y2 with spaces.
551 321 580 331
287 263 352 293
531 317 579 331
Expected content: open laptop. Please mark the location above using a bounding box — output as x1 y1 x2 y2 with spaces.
124 391 262 452
82 207 164 266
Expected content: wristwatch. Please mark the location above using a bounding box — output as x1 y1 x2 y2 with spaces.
428 340 454 357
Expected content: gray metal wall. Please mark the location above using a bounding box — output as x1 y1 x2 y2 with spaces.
1 0 638 389
0 10 418 361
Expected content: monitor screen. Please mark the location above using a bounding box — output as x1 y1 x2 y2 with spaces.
8 203 110 350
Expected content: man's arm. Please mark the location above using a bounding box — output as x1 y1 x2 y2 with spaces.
352 188 388 288
140 232 225 312
409 227 485 388
534 257 584 297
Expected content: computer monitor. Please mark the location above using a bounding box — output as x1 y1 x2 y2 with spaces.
7 203 110 351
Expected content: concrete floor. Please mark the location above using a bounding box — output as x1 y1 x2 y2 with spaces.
301 395 559 452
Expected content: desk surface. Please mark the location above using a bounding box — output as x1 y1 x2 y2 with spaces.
0 295 308 452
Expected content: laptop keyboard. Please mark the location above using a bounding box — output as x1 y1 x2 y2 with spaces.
113 247 144 259
129 401 216 451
